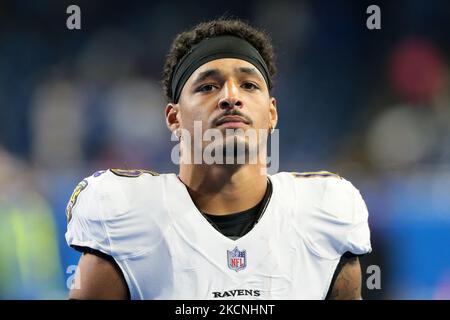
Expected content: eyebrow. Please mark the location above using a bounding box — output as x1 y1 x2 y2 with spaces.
192 66 264 87
236 67 259 77
192 69 222 86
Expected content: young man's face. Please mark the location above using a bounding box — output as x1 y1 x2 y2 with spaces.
167 58 277 163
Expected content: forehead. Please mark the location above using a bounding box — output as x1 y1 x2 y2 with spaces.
187 58 265 83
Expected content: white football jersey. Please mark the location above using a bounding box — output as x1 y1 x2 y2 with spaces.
65 169 371 300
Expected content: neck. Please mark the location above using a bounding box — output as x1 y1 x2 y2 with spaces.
178 163 268 216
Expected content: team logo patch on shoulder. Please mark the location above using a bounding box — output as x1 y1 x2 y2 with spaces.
93 170 107 177
110 168 159 177
66 179 88 223
227 247 247 272
291 170 341 179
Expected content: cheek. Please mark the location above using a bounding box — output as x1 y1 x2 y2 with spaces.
252 109 271 129
179 108 212 133
250 96 272 122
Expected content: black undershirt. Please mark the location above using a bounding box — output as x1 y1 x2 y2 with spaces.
201 178 272 240
202 199 265 240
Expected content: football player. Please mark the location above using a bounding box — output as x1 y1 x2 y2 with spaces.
66 19 371 300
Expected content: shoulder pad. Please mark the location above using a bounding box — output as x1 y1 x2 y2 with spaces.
66 179 89 223
290 170 341 179
110 168 159 178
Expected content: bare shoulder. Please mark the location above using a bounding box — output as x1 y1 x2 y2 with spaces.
69 252 129 300
327 255 363 300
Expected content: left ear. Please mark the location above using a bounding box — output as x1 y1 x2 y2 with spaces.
269 97 278 131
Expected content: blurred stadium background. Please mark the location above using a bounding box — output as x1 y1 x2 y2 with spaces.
1 0 449 299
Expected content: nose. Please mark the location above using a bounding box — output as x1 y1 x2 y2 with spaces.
218 80 243 110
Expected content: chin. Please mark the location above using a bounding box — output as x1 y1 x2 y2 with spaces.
223 138 251 163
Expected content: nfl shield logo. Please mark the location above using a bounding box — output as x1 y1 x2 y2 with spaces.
227 247 247 272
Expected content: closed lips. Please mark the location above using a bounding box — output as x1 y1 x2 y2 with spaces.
216 116 250 126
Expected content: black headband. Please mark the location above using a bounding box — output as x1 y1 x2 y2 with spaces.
171 35 272 103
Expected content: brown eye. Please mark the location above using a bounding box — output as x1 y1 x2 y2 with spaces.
242 82 259 90
197 84 216 92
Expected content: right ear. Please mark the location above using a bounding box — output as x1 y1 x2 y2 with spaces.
165 103 180 134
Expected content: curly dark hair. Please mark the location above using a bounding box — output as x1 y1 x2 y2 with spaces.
162 18 277 103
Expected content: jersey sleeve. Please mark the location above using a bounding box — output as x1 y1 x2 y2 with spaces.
65 174 112 256
321 177 372 257
291 173 372 260
345 187 372 255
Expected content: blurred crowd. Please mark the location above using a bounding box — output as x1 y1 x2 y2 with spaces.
1 0 449 299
